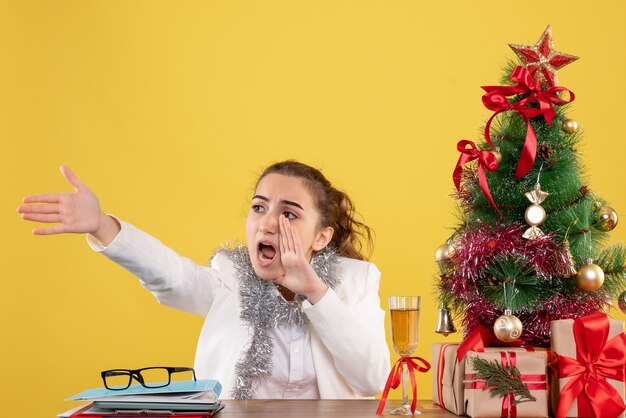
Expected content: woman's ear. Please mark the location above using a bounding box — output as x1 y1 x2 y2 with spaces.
312 226 334 251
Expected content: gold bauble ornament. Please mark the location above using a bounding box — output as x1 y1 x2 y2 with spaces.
492 149 503 164
618 291 626 314
576 259 605 291
435 242 455 263
562 118 579 134
593 205 619 232
493 309 523 342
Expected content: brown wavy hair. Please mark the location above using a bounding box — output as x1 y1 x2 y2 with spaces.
256 160 374 260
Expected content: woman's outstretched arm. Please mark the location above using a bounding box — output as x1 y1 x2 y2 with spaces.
18 165 224 317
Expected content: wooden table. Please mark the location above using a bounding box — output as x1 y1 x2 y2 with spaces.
219 400 458 417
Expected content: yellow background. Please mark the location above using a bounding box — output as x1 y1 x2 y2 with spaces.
2 1 626 415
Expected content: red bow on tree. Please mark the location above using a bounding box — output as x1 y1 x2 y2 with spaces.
482 65 575 179
556 313 626 418
453 140 501 216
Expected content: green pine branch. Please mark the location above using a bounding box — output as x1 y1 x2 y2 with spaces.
471 357 537 405
597 244 626 297
498 60 519 85
480 254 549 311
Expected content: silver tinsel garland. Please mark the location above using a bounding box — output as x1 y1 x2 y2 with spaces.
216 245 341 399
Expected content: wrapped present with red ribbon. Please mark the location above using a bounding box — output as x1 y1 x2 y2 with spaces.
431 343 465 415
551 313 626 418
464 350 549 418
432 338 549 417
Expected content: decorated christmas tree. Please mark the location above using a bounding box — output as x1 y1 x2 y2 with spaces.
435 26 625 347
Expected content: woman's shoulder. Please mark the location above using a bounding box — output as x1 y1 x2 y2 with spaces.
337 256 381 281
332 257 381 301
210 245 247 265
210 251 234 268
208 247 243 288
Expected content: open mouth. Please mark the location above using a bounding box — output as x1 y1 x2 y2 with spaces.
258 242 277 265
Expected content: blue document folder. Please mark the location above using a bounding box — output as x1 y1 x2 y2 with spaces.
67 379 222 402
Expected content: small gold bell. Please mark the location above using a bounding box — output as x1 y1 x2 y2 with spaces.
434 303 457 336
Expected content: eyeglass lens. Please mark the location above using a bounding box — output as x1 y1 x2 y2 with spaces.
103 370 132 390
139 368 173 387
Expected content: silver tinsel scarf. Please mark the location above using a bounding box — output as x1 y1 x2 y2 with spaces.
216 245 341 399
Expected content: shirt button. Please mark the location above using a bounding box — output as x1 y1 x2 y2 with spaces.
294 347 300 353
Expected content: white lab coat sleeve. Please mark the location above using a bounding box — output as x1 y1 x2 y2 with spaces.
302 260 391 396
86 218 226 317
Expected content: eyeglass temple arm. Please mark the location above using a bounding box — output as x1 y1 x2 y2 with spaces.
171 367 197 381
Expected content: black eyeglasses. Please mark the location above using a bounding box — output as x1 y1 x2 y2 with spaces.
101 367 197 390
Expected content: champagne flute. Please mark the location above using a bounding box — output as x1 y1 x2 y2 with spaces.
389 296 421 415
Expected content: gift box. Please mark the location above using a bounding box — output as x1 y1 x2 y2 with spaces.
431 343 465 415
464 349 549 418
551 314 626 418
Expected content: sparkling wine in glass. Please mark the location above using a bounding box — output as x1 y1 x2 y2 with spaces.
389 296 421 415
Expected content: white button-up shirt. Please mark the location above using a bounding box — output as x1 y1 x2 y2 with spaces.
254 321 320 399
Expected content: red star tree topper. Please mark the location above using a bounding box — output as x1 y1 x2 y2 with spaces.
509 25 579 87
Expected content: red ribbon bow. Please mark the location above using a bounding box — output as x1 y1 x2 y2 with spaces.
482 65 575 179
456 325 528 362
556 313 626 418
376 356 431 415
453 140 501 215
457 325 498 361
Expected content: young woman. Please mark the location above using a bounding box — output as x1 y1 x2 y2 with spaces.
18 160 390 399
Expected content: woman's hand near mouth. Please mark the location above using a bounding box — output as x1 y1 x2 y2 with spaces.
276 215 329 304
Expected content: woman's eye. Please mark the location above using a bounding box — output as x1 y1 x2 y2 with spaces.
283 211 297 220
251 204 265 213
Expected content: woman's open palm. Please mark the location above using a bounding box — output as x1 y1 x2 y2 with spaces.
18 166 103 235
